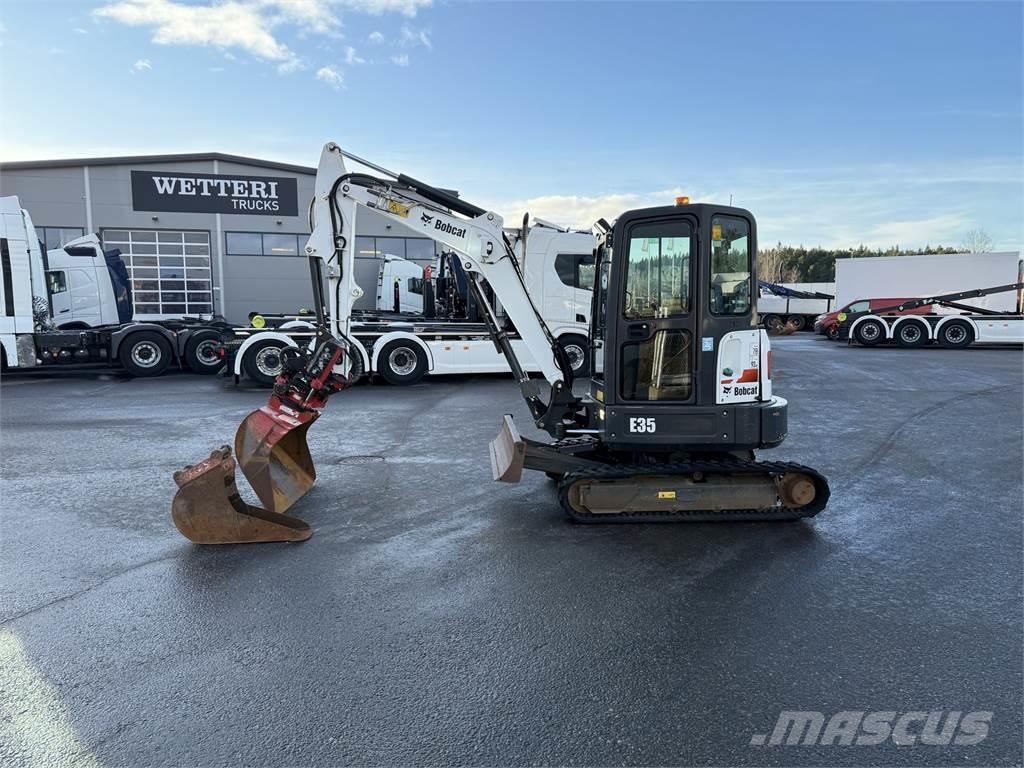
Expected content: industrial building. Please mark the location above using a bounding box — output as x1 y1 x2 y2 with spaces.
0 153 441 322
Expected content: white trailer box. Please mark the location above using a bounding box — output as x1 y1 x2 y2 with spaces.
835 252 1022 312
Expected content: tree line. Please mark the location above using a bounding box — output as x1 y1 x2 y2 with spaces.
757 243 963 283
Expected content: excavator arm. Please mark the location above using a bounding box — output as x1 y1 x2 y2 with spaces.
306 142 579 430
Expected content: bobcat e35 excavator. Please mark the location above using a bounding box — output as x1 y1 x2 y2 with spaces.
171 143 830 543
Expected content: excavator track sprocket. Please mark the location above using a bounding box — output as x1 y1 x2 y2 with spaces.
557 458 829 523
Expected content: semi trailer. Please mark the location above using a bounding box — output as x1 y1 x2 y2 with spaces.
0 196 228 376
221 218 596 386
757 281 835 331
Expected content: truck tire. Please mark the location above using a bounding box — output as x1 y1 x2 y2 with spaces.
938 320 974 349
119 331 173 377
184 330 223 374
826 325 840 340
895 319 928 348
786 315 807 332
558 334 590 377
762 314 784 332
243 339 288 386
853 318 886 347
377 340 427 385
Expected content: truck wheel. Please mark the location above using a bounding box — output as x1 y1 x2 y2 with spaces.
243 339 288 386
558 334 590 376
378 340 427 385
826 325 840 340
184 330 223 374
895 319 928 348
853 319 886 346
762 314 784 332
786 315 807 332
119 331 173 377
938 320 974 349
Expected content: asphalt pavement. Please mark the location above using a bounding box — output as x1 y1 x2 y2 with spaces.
1 335 1021 767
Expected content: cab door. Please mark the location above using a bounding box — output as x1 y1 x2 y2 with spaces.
615 216 697 406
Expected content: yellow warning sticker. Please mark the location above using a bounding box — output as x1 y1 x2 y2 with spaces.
251 314 266 329
837 312 847 322
385 199 412 218
658 490 677 500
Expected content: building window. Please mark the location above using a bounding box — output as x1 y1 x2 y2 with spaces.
352 236 435 261
225 232 307 257
38 227 86 250
102 229 213 317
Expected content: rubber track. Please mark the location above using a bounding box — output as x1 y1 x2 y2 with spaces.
558 458 830 524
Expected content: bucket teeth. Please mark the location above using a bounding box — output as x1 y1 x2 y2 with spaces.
234 405 319 515
171 446 312 544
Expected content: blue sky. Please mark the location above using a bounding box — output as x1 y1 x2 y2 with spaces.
1 0 1021 250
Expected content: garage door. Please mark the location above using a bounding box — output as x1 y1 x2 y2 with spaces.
102 229 213 318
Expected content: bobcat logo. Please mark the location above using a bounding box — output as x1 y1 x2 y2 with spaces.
723 386 732 395
421 213 434 225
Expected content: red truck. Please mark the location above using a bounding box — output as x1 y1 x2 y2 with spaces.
814 298 929 339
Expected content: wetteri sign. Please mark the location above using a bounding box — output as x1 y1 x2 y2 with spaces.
130 171 298 216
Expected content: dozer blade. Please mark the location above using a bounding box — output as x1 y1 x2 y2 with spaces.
490 414 525 482
235 404 319 514
171 447 312 544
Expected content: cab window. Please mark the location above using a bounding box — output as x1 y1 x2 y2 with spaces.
555 253 597 290
47 271 67 294
623 222 692 319
709 216 751 315
847 301 869 313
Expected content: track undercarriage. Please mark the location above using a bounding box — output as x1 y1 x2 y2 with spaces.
490 416 829 523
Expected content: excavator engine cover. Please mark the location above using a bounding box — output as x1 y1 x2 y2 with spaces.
171 447 312 544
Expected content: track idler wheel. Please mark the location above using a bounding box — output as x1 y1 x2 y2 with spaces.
777 472 817 508
171 446 312 544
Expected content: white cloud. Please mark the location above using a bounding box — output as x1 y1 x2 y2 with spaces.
344 45 364 64
390 53 409 66
94 0 297 63
133 58 152 70
210 65 225 72
367 30 384 44
486 189 693 231
316 64 344 89
74 27 89 34
277 57 306 73
399 23 430 48
340 0 430 17
264 0 341 35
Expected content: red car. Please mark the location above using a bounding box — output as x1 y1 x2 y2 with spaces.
814 298 930 339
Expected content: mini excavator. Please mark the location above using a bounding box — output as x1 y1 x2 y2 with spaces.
171 143 829 543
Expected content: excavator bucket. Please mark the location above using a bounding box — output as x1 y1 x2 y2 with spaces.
171 446 312 544
234 404 320 514
490 414 526 483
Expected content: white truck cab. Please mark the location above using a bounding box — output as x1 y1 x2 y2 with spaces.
45 235 134 328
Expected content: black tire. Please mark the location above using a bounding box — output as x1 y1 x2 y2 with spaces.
558 334 590 377
786 315 807 332
243 339 289 387
183 330 223 374
377 340 427 385
938 320 974 349
118 331 173 377
853 318 886 347
762 314 784 332
826 325 840 340
895 319 928 348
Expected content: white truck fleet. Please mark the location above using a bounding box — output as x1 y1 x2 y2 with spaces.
0 195 227 376
223 218 596 386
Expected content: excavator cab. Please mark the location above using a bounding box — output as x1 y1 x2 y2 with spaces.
588 204 784 451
